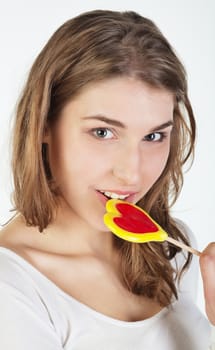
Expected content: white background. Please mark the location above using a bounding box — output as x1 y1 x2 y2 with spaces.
0 0 214 315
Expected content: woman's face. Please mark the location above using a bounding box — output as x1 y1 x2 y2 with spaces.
46 77 174 231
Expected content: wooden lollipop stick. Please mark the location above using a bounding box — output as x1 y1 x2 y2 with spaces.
166 236 201 256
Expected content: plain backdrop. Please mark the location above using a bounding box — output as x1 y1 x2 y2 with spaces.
0 0 214 316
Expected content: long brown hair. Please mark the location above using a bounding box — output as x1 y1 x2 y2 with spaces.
12 10 196 306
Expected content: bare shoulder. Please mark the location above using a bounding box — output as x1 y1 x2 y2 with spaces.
0 215 41 258
0 216 64 287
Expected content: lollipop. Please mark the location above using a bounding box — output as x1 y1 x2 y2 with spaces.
104 199 200 256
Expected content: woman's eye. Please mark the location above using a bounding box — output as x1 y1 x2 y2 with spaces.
92 128 114 139
144 132 166 142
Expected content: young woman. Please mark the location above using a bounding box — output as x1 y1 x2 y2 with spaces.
0 9 214 349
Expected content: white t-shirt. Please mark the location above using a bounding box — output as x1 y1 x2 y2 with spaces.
0 227 212 350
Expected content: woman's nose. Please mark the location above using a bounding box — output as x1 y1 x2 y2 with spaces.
112 145 142 186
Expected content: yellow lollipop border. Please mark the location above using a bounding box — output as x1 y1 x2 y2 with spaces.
104 199 168 243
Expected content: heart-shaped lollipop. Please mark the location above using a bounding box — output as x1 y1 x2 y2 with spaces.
104 199 200 256
104 199 167 243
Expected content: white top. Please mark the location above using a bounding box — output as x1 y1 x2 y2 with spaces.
0 227 212 350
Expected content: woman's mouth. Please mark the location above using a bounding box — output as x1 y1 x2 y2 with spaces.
98 190 130 200
96 190 137 204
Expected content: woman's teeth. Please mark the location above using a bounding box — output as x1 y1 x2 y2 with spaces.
99 191 130 200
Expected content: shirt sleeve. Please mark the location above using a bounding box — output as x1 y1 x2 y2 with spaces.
0 250 65 350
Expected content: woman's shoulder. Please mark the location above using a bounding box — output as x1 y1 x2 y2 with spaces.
0 243 61 324
0 247 67 349
0 217 49 290
0 214 33 248
0 246 33 294
0 230 39 289
0 245 49 321
0 214 51 264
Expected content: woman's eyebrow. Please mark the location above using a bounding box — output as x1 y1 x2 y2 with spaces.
82 115 126 128
82 115 173 131
149 120 174 132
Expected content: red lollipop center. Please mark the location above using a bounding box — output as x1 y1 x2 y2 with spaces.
113 203 158 234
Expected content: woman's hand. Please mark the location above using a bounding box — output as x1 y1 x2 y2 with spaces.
200 243 215 325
